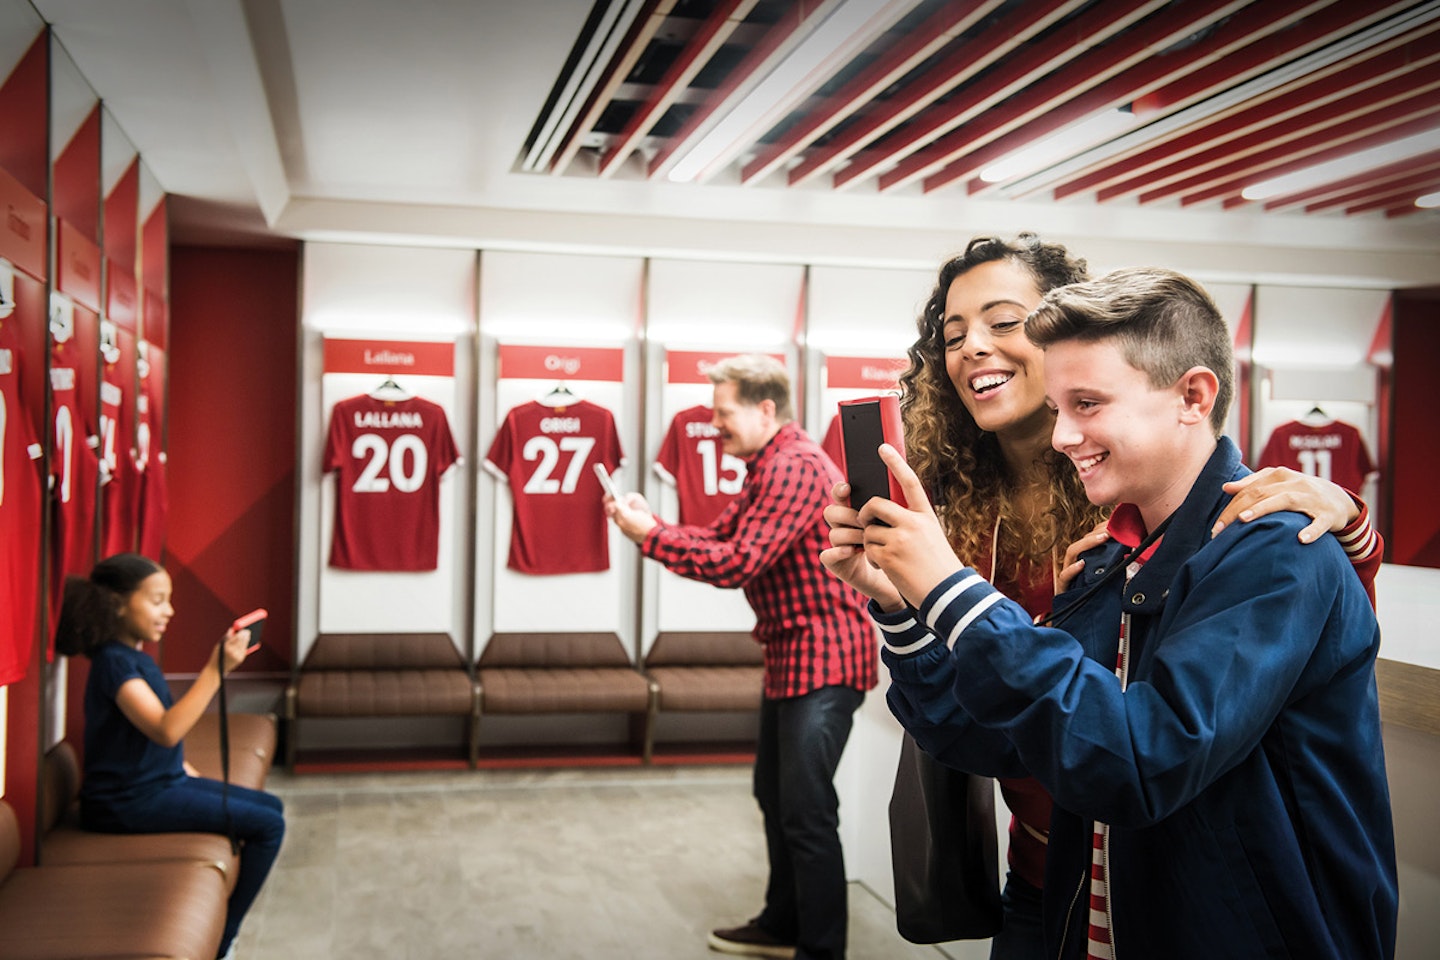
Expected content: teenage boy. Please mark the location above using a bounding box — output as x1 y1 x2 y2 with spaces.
843 268 1396 959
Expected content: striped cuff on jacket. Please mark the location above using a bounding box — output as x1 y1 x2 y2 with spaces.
867 599 936 656
918 570 1005 650
1335 507 1379 563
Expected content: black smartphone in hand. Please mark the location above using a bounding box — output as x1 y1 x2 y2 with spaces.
231 608 267 654
838 395 907 512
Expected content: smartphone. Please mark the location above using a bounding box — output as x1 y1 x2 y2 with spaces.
231 607 268 653
838 395 907 512
593 462 621 501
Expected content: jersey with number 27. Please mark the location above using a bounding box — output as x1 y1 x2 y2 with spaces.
485 399 623 575
323 393 460 571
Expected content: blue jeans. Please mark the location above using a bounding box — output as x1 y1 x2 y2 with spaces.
752 685 864 960
84 776 285 957
989 872 1045 960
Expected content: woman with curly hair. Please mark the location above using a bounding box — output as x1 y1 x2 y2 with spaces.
824 234 1380 959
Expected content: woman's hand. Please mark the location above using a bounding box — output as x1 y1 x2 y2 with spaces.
1055 522 1110 595
820 481 905 610
849 445 965 607
1212 466 1359 543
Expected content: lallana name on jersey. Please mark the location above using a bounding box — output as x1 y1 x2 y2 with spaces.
353 410 424 429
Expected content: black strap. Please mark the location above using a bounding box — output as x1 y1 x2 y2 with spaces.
216 655 239 855
1039 514 1173 630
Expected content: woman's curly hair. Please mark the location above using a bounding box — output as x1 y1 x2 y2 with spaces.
899 234 1107 568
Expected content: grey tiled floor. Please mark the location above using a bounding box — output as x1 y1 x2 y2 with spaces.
235 764 954 959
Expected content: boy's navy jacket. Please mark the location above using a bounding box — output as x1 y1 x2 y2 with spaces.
878 438 1397 960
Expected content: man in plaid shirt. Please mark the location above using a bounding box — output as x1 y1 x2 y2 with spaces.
607 354 876 960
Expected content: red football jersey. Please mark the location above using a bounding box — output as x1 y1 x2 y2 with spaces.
1 322 44 684
485 399 623 574
135 343 168 559
653 404 746 527
820 413 845 471
48 321 101 626
323 393 461 571
1258 418 1376 492
99 329 139 556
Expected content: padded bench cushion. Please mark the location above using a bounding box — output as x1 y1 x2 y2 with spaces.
186 712 278 788
297 668 475 716
645 631 763 667
647 665 763 711
480 632 633 668
479 667 651 714
2 801 227 960
0 861 228 960
304 632 465 670
40 742 238 887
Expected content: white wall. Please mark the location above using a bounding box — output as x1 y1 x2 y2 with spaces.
475 250 644 655
298 242 477 663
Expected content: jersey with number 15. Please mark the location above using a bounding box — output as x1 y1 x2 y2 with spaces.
323 393 460 571
485 399 623 575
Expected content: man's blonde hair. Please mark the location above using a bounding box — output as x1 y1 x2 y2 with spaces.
707 354 794 423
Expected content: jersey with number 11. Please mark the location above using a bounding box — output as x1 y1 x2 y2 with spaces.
323 393 460 571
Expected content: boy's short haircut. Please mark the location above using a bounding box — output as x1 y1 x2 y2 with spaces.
707 354 795 423
1026 267 1234 435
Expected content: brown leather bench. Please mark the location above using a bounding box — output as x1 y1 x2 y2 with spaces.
477 632 657 760
186 710 278 787
285 632 479 767
38 714 276 885
0 799 229 960
642 631 764 758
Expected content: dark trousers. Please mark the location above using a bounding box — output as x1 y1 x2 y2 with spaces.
753 685 864 960
84 776 285 957
990 871 1045 960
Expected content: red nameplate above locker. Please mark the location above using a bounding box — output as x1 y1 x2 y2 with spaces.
323 338 455 377
0 166 46 281
56 219 102 313
824 355 906 391
106 263 139 333
666 349 786 384
498 344 623 381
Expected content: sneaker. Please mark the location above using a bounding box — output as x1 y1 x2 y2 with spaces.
707 921 797 959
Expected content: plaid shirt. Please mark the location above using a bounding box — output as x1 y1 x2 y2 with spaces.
643 421 877 700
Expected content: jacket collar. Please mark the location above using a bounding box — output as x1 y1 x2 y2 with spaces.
1121 436 1245 614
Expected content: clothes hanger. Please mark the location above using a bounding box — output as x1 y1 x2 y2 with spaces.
369 375 411 400
541 381 579 406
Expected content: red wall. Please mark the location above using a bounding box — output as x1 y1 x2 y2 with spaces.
163 247 299 674
1388 291 1440 568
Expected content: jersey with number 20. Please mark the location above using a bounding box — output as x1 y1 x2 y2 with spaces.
323 393 460 571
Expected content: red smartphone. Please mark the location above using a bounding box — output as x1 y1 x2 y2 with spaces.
838 395 907 512
231 608 268 653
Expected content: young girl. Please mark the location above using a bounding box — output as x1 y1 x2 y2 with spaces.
54 552 285 960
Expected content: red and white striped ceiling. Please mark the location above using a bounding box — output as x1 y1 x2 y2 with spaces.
522 0 1440 219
